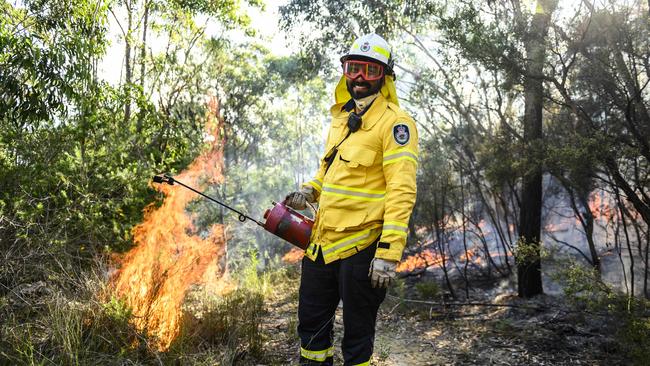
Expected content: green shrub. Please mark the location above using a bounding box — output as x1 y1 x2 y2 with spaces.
555 260 650 365
557 261 615 311
415 281 440 300
621 316 650 365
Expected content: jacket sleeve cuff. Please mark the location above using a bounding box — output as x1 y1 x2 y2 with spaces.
375 245 404 262
376 221 408 260
304 178 322 192
302 179 323 202
375 241 405 262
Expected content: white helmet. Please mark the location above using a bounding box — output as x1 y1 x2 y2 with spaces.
341 33 394 75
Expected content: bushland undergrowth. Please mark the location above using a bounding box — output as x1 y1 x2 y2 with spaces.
0 255 299 365
555 260 650 365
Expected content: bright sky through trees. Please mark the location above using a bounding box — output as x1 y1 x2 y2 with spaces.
99 1 293 85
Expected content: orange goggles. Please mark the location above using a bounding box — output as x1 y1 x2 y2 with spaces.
343 60 384 81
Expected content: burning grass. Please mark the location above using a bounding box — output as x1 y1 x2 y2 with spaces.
0 255 292 365
111 98 231 350
397 249 447 273
282 247 304 264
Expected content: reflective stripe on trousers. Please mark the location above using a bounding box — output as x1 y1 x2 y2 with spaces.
301 346 334 362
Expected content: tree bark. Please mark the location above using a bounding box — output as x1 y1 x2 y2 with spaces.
460 166 470 298
123 0 133 125
136 0 149 134
576 191 600 272
643 227 650 299
517 0 557 298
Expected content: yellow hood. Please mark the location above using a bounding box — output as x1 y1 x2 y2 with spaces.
334 75 399 106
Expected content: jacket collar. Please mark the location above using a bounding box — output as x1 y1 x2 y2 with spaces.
359 93 387 130
330 93 388 131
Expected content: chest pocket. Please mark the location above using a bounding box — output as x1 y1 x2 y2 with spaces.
339 146 376 167
334 146 377 185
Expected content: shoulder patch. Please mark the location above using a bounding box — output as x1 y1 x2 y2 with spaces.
393 123 410 145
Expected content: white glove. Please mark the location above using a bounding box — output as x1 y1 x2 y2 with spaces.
285 186 315 210
368 258 398 288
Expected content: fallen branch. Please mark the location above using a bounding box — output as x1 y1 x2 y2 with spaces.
386 294 650 317
397 267 427 277
386 294 548 311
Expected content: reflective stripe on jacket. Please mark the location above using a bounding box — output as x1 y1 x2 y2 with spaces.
303 93 418 263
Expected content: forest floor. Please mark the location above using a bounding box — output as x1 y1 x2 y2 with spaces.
258 267 630 366
0 260 637 365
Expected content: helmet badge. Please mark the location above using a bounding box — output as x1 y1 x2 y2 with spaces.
360 42 370 52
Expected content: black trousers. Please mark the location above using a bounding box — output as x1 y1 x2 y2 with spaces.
298 242 386 366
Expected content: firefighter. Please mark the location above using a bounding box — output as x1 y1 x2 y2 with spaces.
285 33 418 366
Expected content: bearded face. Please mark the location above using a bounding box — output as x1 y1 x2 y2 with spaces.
346 76 384 99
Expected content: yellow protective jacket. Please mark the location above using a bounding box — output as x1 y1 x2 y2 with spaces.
303 93 418 264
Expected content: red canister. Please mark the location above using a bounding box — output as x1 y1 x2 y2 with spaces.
263 202 314 250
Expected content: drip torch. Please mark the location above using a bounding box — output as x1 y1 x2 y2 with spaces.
152 173 313 250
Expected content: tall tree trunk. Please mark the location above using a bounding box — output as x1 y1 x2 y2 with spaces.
643 227 650 299
136 0 149 134
517 0 557 298
123 0 133 125
577 191 600 272
434 182 456 299
460 166 470 298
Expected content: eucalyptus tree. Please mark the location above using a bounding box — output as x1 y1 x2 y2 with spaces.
1 0 113 288
551 1 650 227
518 0 558 297
433 0 650 297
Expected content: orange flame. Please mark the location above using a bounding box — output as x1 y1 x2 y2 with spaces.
397 249 448 272
589 191 616 222
590 190 641 222
282 247 304 264
111 97 231 350
460 248 483 265
397 246 506 273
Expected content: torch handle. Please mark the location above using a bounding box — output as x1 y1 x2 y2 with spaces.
153 173 264 226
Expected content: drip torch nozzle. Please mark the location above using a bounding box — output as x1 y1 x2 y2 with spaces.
153 173 175 185
150 173 265 227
